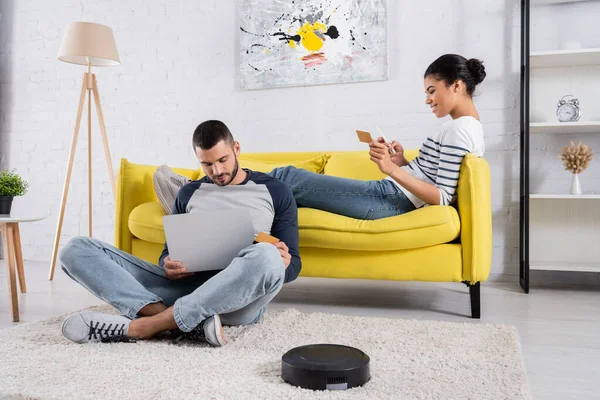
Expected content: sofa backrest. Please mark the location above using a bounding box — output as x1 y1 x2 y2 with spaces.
236 149 420 181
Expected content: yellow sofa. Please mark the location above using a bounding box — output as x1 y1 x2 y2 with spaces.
115 150 492 318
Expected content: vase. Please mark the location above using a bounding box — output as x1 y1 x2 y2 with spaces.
570 173 582 195
0 195 13 215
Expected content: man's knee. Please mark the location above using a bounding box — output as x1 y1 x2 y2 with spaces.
249 243 285 277
59 236 97 272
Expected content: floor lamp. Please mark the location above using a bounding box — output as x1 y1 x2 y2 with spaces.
48 22 120 280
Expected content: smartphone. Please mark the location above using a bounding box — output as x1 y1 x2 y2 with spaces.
376 127 396 155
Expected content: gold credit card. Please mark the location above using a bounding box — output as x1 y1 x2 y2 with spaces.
356 130 373 143
254 232 279 244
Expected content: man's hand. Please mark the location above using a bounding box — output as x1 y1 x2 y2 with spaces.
369 140 398 175
273 241 291 269
163 256 195 280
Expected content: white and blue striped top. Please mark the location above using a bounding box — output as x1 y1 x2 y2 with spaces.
386 116 485 208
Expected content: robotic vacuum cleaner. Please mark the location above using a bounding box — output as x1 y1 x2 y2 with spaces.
281 344 370 391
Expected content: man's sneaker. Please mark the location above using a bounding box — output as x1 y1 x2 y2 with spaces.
62 311 136 344
172 314 227 347
153 165 190 214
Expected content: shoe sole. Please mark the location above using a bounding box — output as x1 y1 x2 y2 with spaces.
211 314 227 347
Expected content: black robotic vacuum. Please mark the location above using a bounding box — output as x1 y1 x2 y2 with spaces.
281 344 370 391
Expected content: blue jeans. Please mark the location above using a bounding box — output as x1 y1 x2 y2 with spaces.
59 237 285 331
269 166 416 220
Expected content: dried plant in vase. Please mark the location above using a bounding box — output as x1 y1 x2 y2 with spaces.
558 141 593 195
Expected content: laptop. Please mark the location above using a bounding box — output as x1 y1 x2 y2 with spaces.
162 209 256 272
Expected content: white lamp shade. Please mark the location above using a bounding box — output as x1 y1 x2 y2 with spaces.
58 22 120 67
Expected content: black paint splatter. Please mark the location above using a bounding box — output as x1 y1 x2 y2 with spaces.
349 29 367 50
272 31 301 44
325 26 339 39
290 16 303 28
240 27 264 37
274 13 285 26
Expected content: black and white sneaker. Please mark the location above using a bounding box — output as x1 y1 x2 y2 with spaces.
62 311 136 344
172 315 226 347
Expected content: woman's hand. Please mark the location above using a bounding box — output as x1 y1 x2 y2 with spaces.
369 140 397 176
375 137 407 167
389 141 408 167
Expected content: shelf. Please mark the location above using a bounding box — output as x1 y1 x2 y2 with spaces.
530 121 600 134
532 0 591 4
530 48 600 68
530 194 600 199
530 261 600 272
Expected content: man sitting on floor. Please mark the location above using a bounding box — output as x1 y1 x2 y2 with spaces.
59 120 301 345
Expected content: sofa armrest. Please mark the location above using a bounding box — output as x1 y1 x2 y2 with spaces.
115 159 161 253
457 154 492 283
115 158 201 253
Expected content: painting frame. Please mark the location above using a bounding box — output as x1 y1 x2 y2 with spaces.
238 0 388 90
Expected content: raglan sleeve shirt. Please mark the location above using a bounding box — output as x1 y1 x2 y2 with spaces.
264 179 302 283
435 122 478 206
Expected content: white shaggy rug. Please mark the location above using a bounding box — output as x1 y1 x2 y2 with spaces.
0 306 530 399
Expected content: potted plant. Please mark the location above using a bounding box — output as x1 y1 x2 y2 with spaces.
0 169 29 215
559 141 593 195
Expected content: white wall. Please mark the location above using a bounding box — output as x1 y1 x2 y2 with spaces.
1 0 599 281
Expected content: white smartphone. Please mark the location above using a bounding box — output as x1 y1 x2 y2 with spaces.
376 127 396 155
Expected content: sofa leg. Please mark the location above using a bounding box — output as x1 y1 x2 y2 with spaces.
466 282 481 319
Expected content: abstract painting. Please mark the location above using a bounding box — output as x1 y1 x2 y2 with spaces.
239 0 388 90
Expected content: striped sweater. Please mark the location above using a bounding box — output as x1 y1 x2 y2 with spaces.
386 116 485 208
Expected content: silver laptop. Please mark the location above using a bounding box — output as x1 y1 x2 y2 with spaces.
162 209 256 272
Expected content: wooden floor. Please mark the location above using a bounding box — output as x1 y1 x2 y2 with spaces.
1 261 599 399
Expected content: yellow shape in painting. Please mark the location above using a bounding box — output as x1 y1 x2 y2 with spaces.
296 22 327 52
265 49 269 54
288 40 296 49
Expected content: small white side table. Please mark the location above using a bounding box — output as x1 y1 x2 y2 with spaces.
0 215 47 321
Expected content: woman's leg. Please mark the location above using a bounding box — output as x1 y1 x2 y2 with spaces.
269 166 415 220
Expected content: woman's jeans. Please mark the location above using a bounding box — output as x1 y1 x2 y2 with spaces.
269 166 416 220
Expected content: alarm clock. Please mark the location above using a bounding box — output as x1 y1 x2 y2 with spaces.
556 95 581 122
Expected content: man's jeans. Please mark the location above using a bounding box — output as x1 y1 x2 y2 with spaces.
59 237 285 331
269 166 416 220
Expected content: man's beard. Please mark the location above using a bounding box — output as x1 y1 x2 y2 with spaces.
213 156 239 187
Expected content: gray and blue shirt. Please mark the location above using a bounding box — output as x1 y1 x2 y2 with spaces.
159 169 301 283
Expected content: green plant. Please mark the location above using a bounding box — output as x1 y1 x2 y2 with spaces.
0 169 29 197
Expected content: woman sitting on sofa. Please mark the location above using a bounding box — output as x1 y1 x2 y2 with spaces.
268 53 486 220
155 53 486 220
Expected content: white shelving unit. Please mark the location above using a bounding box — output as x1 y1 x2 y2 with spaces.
522 1 600 287
530 121 600 134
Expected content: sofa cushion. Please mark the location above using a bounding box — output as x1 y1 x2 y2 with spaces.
238 154 328 174
324 150 419 180
324 151 385 181
129 201 167 244
297 205 460 251
129 200 461 251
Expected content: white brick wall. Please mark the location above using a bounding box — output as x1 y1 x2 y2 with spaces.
1 0 599 282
